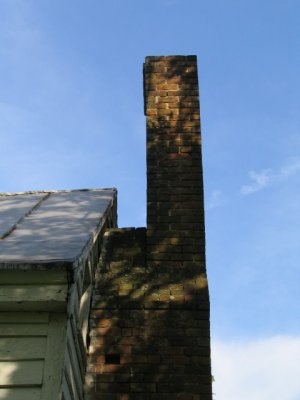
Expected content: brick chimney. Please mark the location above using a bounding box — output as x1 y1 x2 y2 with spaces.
144 55 212 397
144 56 206 277
86 56 212 400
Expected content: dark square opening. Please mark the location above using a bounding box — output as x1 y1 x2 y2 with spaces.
105 353 120 364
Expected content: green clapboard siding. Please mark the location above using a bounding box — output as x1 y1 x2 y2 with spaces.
0 271 67 285
41 313 68 400
0 360 44 386
0 312 49 324
0 271 68 311
0 311 69 400
62 376 72 400
0 337 47 360
0 387 41 400
0 323 48 336
0 284 68 303
0 311 48 396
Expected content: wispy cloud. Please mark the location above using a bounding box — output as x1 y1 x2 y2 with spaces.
212 335 300 400
206 190 225 210
240 158 300 195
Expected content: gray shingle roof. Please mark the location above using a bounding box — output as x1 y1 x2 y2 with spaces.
0 189 116 266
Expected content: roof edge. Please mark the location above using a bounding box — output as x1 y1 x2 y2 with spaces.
0 188 117 197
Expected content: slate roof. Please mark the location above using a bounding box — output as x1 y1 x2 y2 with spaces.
0 189 116 267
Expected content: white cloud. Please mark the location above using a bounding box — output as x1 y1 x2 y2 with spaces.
240 158 300 195
206 190 225 210
279 159 300 179
212 336 300 400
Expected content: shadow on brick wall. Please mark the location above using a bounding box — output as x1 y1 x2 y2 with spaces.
86 228 211 400
86 57 212 400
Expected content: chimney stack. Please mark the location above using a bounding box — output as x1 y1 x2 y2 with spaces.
143 56 212 397
144 56 206 277
86 56 212 399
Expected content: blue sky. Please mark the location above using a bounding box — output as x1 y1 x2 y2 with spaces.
1 1 299 398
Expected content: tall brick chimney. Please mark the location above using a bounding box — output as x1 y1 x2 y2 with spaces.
144 55 212 397
86 56 212 400
144 55 205 275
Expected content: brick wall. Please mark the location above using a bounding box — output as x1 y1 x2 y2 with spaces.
144 55 212 398
144 55 205 275
85 56 212 399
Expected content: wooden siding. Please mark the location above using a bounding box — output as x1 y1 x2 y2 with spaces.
0 388 41 400
0 312 48 400
0 271 68 312
0 312 68 400
41 313 68 400
63 259 93 400
62 206 116 400
62 206 117 400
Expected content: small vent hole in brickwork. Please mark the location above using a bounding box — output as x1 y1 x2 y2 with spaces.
105 353 120 364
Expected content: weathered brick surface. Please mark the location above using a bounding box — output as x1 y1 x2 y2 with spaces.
144 56 205 274
86 228 211 399
86 56 212 399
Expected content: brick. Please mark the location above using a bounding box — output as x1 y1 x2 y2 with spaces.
96 383 130 393
86 56 211 400
130 383 156 393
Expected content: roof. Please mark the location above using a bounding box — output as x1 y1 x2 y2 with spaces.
0 188 116 268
